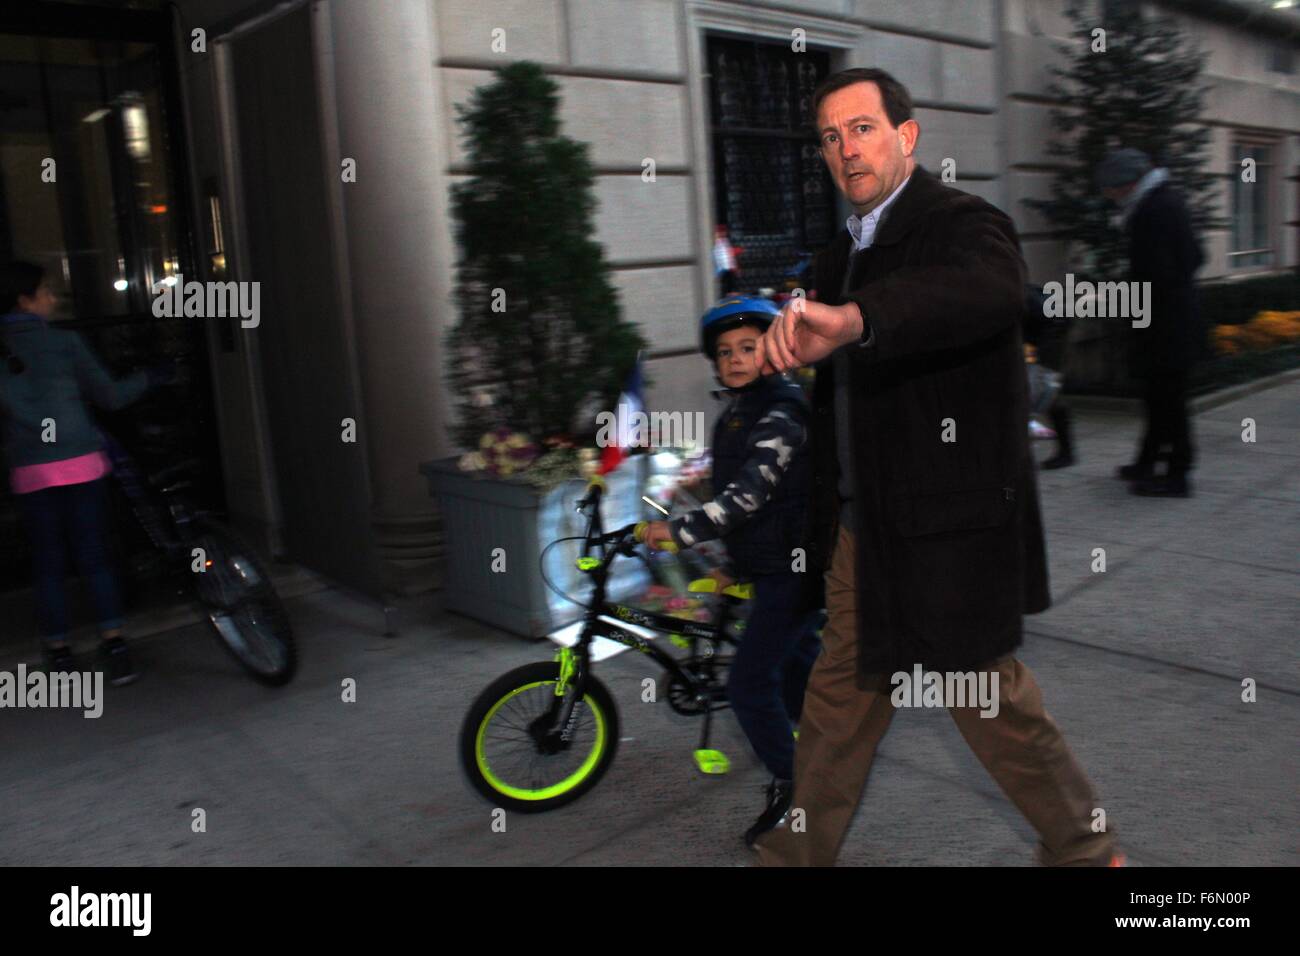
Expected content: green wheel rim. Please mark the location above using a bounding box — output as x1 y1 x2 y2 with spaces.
475 680 608 802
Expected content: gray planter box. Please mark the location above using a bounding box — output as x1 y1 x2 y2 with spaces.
419 455 651 638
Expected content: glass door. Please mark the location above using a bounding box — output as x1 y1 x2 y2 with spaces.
0 6 219 606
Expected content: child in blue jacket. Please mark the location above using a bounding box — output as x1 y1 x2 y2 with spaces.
0 261 167 684
643 296 823 847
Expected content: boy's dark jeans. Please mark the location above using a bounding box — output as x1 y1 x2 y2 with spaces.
18 478 124 644
727 569 822 781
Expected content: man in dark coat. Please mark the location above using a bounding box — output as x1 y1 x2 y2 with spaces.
1098 148 1205 497
752 68 1118 866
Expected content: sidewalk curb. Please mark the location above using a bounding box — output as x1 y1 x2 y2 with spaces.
1066 366 1300 415
1189 366 1300 413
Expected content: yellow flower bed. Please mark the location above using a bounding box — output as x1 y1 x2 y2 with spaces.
1212 310 1300 356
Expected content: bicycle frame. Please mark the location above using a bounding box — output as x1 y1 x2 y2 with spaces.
580 601 736 684
100 429 204 560
549 480 744 752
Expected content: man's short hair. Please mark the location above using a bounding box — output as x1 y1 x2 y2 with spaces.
809 68 914 133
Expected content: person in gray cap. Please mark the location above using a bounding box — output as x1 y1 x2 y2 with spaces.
1097 147 1205 497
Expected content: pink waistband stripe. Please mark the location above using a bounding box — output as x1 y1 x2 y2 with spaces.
11 450 112 495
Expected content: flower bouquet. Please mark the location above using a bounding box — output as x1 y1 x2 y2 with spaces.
458 429 602 491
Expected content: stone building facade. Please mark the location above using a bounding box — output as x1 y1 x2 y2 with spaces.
11 0 1289 597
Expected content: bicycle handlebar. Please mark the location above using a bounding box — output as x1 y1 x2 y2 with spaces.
574 475 677 558
575 475 606 513
633 520 678 553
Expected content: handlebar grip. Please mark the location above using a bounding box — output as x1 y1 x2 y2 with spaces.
634 521 678 553
577 475 606 511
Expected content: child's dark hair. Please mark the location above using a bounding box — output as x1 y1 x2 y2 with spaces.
0 260 46 315
707 320 767 362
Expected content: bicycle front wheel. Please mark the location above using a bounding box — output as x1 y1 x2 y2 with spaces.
460 662 619 813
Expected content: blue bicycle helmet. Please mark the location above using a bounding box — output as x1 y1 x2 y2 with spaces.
699 295 780 360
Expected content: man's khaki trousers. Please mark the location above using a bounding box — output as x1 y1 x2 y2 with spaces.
756 525 1116 866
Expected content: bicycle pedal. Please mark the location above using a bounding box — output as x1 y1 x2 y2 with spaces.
693 749 730 775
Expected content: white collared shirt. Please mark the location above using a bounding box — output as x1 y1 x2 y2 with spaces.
846 174 912 252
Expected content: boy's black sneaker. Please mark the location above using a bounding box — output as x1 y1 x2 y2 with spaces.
99 637 139 686
1133 474 1191 498
1042 452 1075 470
44 644 74 674
744 777 794 849
1116 463 1154 481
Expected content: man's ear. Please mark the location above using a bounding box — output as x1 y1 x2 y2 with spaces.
898 118 920 156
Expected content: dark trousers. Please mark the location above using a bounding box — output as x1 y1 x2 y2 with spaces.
1136 369 1194 475
18 478 124 644
727 570 822 780
1049 401 1074 457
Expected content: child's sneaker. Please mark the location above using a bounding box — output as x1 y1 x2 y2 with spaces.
99 637 139 686
744 777 794 849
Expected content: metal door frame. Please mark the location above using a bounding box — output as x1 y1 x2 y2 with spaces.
210 0 377 582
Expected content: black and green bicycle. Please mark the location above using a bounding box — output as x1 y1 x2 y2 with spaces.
459 476 753 813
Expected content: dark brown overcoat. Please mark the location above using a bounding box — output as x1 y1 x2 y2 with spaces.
805 165 1051 675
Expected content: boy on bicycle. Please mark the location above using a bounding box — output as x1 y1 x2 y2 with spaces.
642 295 822 848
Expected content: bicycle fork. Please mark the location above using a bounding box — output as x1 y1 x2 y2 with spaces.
552 647 586 744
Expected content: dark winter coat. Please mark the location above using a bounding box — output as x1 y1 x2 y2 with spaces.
669 373 813 581
807 165 1051 675
1125 181 1206 377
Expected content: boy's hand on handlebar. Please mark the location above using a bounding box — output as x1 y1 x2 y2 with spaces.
707 567 736 590
639 520 677 552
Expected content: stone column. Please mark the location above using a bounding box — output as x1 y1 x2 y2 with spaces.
327 0 457 592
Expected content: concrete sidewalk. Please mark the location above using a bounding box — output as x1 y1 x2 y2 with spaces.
1 382 1296 866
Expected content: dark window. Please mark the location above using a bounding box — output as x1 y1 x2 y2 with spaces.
706 35 836 296
1230 142 1275 270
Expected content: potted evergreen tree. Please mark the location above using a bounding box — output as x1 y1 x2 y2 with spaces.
421 62 650 638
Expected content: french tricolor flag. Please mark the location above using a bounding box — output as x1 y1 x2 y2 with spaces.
598 351 645 475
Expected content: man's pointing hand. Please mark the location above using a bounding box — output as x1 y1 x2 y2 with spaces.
756 298 865 374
